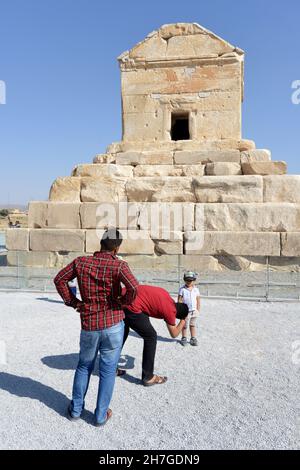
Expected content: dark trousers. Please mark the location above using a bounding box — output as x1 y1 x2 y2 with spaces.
123 309 157 382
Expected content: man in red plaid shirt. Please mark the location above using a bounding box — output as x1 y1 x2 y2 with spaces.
54 228 139 426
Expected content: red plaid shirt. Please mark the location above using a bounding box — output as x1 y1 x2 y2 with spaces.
54 252 139 331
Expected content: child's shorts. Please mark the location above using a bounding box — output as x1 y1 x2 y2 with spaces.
184 310 200 328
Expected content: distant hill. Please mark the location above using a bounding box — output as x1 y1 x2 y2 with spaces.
0 204 28 211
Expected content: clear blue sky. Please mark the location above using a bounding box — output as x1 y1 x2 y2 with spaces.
0 0 299 205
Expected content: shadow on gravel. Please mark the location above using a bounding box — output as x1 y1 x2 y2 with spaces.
129 331 175 343
0 372 69 418
36 297 64 304
41 353 135 376
0 372 97 425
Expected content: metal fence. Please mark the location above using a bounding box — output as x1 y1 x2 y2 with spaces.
0 254 299 302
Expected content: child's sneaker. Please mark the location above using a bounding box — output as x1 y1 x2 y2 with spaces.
180 337 188 347
190 337 198 346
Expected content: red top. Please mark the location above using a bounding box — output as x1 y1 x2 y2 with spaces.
125 285 177 326
54 252 139 331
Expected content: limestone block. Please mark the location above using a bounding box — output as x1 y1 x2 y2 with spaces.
134 165 182 177
107 139 256 155
80 177 127 203
28 202 48 228
193 176 263 203
6 250 58 267
242 161 287 175
80 202 140 229
73 164 133 178
29 202 81 229
240 149 271 163
178 254 221 272
184 231 280 256
5 229 29 251
49 177 81 202
238 140 256 151
86 230 154 254
30 229 85 252
126 177 195 202
174 150 240 165
194 110 241 141
197 203 300 232
281 233 300 257
133 164 205 177
122 63 241 96
137 202 195 233
180 165 205 177
205 162 242 175
116 151 173 166
263 176 300 203
154 232 183 255
93 154 116 164
47 203 81 229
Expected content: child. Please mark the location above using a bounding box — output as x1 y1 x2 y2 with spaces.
178 271 201 346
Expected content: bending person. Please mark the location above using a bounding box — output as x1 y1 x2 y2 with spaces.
120 285 189 386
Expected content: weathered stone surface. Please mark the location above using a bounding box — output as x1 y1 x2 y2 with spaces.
133 165 182 177
133 165 205 177
240 149 271 163
107 139 256 155
184 231 280 256
116 151 173 166
29 202 81 229
242 161 287 175
30 229 85 252
6 251 85 268
181 165 205 177
193 176 263 203
46 203 81 229
80 202 140 229
28 202 48 228
86 230 154 254
5 229 29 251
174 150 240 165
93 154 116 164
197 203 300 232
73 164 133 178
154 235 183 255
49 177 81 202
205 162 241 175
281 233 300 257
6 250 57 267
137 202 195 233
80 177 127 203
126 177 195 202
263 176 300 203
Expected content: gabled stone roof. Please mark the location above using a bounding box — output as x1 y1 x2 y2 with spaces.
118 23 244 64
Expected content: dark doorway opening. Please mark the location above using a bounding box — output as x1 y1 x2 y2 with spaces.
171 113 190 141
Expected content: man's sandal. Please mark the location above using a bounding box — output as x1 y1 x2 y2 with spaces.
143 375 168 387
95 408 112 427
116 368 126 377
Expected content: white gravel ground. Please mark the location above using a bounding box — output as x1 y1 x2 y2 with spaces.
0 292 299 450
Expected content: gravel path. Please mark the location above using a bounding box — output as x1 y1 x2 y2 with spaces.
0 292 299 450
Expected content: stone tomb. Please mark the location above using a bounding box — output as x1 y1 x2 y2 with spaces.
6 23 300 272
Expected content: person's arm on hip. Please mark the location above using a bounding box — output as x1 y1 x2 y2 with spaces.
119 262 139 306
53 260 81 309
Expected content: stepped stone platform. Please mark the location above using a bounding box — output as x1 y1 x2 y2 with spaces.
6 23 300 272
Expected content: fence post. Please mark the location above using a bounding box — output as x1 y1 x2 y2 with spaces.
266 256 270 302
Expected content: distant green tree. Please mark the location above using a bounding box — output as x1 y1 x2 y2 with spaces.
0 209 9 217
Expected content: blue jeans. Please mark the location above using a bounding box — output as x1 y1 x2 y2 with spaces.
70 321 124 424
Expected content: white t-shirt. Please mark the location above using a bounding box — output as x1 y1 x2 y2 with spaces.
178 285 200 312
